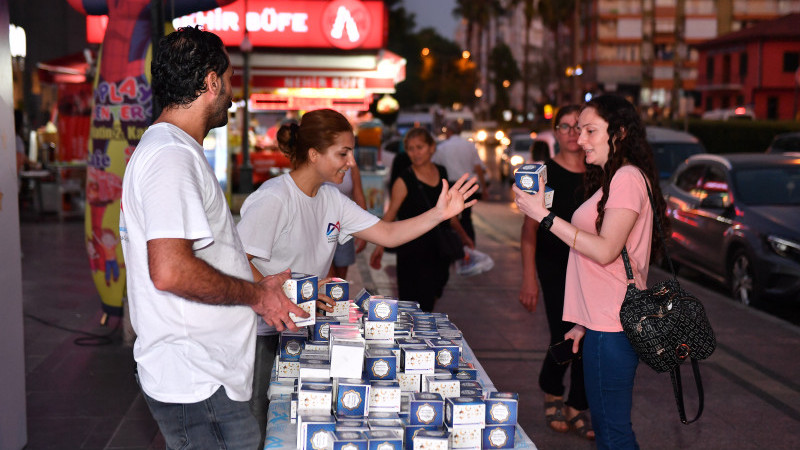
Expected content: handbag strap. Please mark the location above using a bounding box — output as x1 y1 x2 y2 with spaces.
671 358 705 424
621 169 677 282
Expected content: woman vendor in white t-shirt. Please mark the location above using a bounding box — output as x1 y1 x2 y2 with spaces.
236 108 478 445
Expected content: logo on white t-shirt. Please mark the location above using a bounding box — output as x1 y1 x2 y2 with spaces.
326 221 341 244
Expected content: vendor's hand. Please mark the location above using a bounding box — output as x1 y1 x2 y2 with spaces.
252 269 308 332
315 277 335 313
565 325 586 354
519 277 540 313
354 237 367 254
436 174 479 221
369 246 384 269
512 183 549 222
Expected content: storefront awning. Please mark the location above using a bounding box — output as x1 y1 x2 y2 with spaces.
37 50 96 84
229 49 405 111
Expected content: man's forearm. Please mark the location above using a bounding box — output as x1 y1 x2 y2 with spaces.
148 238 258 307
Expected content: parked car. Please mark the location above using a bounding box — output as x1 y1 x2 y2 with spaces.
765 131 800 153
646 126 707 180
662 153 800 305
701 106 755 121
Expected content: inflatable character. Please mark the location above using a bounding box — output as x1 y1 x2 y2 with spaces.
66 0 237 315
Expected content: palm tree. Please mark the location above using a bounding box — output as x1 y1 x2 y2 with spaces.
538 0 575 103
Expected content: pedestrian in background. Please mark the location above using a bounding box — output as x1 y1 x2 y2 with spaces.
237 110 478 441
119 26 307 450
518 105 594 439
514 94 666 449
433 120 488 242
370 127 475 312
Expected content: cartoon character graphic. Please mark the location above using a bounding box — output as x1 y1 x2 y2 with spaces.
65 0 238 315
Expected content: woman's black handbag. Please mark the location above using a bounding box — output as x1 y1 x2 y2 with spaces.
619 175 716 424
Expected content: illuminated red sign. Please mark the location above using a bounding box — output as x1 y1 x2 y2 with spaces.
173 0 385 49
85 1 385 49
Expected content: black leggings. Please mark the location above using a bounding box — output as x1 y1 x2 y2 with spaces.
537 264 589 411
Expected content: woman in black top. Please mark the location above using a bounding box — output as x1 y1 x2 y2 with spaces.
371 127 473 311
519 105 594 439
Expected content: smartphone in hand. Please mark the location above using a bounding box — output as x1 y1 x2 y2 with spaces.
548 339 581 365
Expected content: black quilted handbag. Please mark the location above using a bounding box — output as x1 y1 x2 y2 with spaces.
619 175 716 424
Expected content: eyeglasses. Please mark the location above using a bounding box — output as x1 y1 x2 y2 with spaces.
556 123 580 135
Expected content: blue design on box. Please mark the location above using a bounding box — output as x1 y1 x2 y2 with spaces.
482 425 516 449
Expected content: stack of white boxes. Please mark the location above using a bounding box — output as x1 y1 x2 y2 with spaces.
276 285 520 450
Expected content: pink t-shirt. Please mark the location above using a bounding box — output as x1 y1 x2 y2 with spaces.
562 165 653 332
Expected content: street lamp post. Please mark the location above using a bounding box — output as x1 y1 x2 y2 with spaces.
238 33 253 194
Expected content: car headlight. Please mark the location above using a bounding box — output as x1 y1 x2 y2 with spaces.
500 137 511 146
767 236 800 263
510 155 525 166
495 130 505 141
475 130 488 142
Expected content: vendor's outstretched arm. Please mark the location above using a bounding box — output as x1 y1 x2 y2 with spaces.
357 173 478 248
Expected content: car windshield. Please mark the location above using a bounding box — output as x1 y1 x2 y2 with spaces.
771 136 800 152
652 142 705 179
733 166 800 205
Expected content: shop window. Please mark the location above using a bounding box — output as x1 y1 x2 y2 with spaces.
722 54 731 84
705 56 714 81
767 97 779 120
783 52 799 73
739 52 748 80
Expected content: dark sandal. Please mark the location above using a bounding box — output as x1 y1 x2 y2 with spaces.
568 411 595 440
544 399 569 433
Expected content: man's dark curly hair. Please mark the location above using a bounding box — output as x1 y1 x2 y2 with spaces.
151 26 230 109
582 94 669 261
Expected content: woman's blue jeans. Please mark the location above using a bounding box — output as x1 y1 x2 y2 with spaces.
141 384 260 450
583 329 640 450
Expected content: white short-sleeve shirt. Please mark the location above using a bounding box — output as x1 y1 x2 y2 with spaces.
237 173 380 334
120 123 257 403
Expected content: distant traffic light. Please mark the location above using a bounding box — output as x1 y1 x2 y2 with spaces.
544 104 553 120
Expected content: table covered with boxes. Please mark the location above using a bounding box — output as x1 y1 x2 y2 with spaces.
263 275 537 449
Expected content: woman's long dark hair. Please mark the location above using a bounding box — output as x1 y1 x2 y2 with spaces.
582 95 668 261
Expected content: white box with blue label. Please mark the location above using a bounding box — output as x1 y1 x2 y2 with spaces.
426 339 460 370
312 317 340 342
485 392 518 425
298 414 336 450
325 278 349 302
365 430 402 450
368 380 401 413
403 425 439 450
448 425 483 450
412 429 448 450
283 272 318 327
364 320 395 342
514 163 547 191
280 330 307 362
335 378 370 418
482 425 515 449
365 349 397 381
396 371 421 393
424 373 460 399
333 431 368 450
366 297 398 322
409 392 444 426
445 397 486 429
401 345 435 374
298 383 332 415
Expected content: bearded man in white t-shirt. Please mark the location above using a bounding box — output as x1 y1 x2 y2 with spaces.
119 26 307 449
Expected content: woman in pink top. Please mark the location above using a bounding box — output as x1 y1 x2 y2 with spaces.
514 95 667 449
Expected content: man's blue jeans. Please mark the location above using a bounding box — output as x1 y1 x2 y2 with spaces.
141 384 260 450
583 329 640 450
